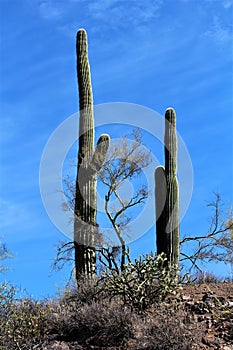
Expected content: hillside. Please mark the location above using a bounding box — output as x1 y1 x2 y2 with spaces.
1 282 232 350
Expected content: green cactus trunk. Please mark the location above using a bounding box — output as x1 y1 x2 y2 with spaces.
155 108 179 268
74 29 109 280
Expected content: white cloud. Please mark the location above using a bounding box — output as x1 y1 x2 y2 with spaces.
87 0 163 29
205 16 232 44
32 0 164 33
38 1 64 20
201 0 233 8
28 0 68 21
223 0 233 9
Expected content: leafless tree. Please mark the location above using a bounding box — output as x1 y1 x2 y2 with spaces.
97 129 151 271
53 129 151 275
0 240 12 273
180 193 233 277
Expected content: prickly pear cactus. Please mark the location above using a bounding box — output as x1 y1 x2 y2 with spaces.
74 29 110 280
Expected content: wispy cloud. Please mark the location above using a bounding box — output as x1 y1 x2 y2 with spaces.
28 0 73 21
0 198 31 230
39 2 63 19
222 0 233 9
205 15 232 44
0 114 19 143
31 0 164 34
88 0 163 21
86 0 164 32
201 0 233 8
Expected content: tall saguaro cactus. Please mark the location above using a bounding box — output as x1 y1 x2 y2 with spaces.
74 29 110 280
155 108 179 268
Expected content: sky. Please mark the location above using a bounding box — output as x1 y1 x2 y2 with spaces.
0 0 232 299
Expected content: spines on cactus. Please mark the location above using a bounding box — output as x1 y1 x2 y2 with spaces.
74 29 110 280
155 108 179 268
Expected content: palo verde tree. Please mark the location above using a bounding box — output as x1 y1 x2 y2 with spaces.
56 129 151 276
97 129 151 272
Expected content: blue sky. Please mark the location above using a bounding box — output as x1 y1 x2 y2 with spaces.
0 0 232 298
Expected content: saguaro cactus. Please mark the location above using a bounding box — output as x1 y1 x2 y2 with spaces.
155 108 179 268
74 29 110 280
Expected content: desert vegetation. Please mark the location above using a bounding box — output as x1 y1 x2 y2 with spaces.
0 263 232 349
1 28 232 350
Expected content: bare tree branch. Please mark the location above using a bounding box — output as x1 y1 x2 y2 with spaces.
180 193 233 274
0 241 13 273
54 128 151 275
98 129 151 271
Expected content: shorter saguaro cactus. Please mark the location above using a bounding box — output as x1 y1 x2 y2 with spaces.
155 108 179 268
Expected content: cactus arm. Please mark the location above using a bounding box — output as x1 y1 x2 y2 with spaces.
155 166 169 257
90 134 110 174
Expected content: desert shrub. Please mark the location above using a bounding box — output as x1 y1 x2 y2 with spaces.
0 282 49 350
76 301 134 346
46 299 134 347
100 253 180 310
131 303 204 350
0 281 16 308
193 270 222 284
60 275 106 306
75 275 101 303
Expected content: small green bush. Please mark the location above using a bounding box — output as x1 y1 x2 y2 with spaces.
0 282 48 350
100 253 180 310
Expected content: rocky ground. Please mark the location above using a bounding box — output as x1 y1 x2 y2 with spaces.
43 282 233 350
178 282 233 349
